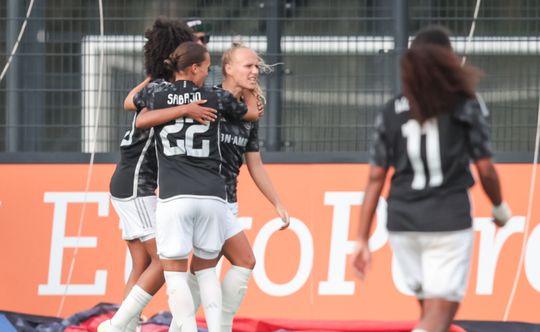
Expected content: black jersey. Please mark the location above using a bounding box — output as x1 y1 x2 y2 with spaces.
149 80 248 201
220 117 259 203
109 79 172 199
370 95 492 232
213 85 260 203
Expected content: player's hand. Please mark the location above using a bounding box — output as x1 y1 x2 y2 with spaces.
276 203 290 230
185 100 217 124
351 240 371 280
492 201 511 227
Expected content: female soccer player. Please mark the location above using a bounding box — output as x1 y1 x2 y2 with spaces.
351 26 511 332
137 41 251 332
211 43 289 331
100 18 216 332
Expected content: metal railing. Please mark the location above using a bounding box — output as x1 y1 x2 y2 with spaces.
0 0 539 161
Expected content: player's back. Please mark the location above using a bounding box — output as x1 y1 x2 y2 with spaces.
372 95 492 231
151 80 247 201
375 95 491 198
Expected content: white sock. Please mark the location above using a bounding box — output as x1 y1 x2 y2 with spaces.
221 266 252 331
196 268 222 332
167 273 199 332
412 329 428 332
188 272 201 312
164 271 197 332
124 315 139 332
110 285 151 329
167 319 180 332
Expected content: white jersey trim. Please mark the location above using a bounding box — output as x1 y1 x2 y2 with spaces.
158 194 227 204
216 119 227 201
475 93 490 117
131 127 155 198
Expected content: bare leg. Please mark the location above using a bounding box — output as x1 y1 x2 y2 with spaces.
134 238 165 295
414 298 460 332
222 231 256 269
125 239 151 297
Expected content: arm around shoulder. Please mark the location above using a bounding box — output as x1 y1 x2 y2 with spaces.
124 77 151 111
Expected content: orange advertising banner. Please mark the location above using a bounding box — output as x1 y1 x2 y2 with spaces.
0 163 539 323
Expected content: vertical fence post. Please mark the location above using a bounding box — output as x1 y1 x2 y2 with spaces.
393 0 409 95
263 0 283 151
5 0 23 152
23 1 46 151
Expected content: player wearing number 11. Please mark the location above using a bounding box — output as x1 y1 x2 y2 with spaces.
138 41 248 332
351 26 512 332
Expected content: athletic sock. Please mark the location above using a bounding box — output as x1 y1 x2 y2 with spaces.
221 265 252 331
196 268 222 332
124 315 139 332
187 272 201 312
110 285 151 329
164 271 197 332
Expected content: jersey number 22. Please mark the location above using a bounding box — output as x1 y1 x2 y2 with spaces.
161 118 210 157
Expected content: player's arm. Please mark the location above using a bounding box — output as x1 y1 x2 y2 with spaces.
352 106 389 280
124 77 151 111
352 165 387 280
466 98 511 226
245 151 289 230
136 101 218 128
474 158 511 226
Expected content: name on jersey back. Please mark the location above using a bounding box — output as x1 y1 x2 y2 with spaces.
167 91 202 105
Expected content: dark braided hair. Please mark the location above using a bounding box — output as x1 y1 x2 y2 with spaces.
143 17 195 81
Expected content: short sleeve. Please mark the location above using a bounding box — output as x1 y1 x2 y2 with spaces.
133 79 170 110
246 122 260 152
216 89 248 120
456 97 493 160
369 109 390 168
133 88 148 110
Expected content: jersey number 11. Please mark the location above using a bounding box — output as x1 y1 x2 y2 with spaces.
401 118 443 190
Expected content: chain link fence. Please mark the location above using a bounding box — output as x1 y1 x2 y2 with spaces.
0 0 538 159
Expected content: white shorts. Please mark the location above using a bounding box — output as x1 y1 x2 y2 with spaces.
388 228 474 302
225 202 244 240
111 196 156 241
156 197 232 260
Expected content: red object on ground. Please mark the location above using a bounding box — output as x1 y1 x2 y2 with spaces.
198 317 467 332
64 312 114 332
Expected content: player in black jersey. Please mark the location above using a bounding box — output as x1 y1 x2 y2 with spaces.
210 43 290 331
352 26 511 332
136 41 250 332
101 18 216 332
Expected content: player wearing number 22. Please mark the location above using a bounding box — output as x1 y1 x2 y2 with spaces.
138 41 247 332
352 26 512 332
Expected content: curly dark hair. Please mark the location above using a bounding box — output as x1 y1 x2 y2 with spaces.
144 17 195 81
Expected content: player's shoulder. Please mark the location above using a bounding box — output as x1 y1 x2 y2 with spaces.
376 95 409 129
454 94 489 123
379 95 410 116
210 85 235 99
144 78 174 94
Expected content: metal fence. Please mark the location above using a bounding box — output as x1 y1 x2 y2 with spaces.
0 0 539 159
